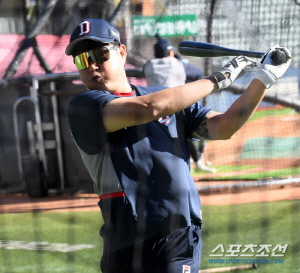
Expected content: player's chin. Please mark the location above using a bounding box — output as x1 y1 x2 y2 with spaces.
86 79 107 91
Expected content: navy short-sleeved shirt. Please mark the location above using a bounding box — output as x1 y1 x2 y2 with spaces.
67 85 211 251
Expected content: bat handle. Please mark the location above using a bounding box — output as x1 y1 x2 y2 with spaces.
271 49 288 65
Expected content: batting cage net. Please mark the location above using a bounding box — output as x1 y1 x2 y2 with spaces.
0 0 300 272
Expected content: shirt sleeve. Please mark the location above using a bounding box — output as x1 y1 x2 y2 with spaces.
183 102 212 140
184 63 203 82
67 90 117 155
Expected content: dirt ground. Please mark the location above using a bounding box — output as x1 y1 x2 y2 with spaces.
1 183 300 213
203 114 300 168
1 113 299 213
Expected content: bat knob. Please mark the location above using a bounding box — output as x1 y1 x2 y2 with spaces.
272 49 287 65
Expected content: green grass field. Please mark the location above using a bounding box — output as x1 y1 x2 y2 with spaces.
191 106 300 180
201 200 300 273
192 165 300 180
0 200 299 273
248 107 296 122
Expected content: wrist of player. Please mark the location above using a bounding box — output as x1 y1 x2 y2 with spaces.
254 69 276 89
205 74 220 90
210 71 231 89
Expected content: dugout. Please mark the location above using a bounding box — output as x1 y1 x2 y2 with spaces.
0 69 144 198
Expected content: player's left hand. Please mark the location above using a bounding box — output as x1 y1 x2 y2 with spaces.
211 56 257 89
255 46 291 88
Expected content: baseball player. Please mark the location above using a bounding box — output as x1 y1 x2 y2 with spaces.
65 18 291 273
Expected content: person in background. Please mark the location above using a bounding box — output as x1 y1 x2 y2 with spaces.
143 34 186 87
174 53 203 83
144 34 216 172
175 54 217 173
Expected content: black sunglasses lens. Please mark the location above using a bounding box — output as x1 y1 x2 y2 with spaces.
90 48 110 64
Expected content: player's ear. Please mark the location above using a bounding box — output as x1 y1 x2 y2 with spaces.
118 44 127 63
168 50 175 57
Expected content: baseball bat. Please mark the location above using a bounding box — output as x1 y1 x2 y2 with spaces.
178 41 287 65
198 263 257 273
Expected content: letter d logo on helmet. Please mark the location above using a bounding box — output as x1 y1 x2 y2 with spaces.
79 21 90 36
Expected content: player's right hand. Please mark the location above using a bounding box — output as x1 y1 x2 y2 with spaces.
255 46 291 88
211 56 257 90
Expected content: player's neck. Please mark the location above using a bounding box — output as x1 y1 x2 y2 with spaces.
111 83 133 94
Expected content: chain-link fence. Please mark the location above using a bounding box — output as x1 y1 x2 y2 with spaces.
0 1 300 272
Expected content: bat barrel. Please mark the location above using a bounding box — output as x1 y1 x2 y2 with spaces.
178 41 264 59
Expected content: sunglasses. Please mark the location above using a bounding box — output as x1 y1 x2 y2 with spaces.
74 46 119 70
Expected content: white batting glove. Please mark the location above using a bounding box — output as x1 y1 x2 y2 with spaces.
211 56 257 89
255 46 292 88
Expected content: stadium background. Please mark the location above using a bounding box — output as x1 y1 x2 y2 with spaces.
0 0 300 272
